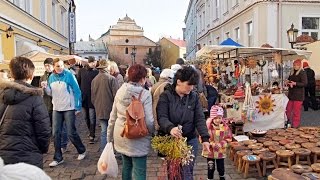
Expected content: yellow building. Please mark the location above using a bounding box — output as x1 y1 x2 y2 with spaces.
159 37 186 68
304 41 320 79
0 0 76 64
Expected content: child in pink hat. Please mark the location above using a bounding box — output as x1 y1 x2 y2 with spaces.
202 105 232 180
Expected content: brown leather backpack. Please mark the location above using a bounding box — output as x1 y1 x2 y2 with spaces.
121 90 149 139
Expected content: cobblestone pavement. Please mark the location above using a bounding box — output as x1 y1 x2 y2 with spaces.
43 110 319 180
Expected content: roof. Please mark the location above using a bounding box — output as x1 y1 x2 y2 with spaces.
74 41 107 53
166 38 186 47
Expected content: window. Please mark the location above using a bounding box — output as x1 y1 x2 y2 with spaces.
225 0 229 13
216 37 220 44
52 1 57 29
13 0 31 13
149 48 152 54
247 21 253 46
215 0 219 19
60 7 66 36
199 14 202 33
203 11 205 30
235 27 240 42
125 47 128 54
302 17 320 40
40 0 46 23
226 32 230 38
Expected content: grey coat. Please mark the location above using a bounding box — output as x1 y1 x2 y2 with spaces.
91 71 119 120
107 83 154 157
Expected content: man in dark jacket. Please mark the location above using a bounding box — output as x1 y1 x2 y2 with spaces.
77 56 98 143
0 57 51 168
157 66 210 179
303 61 318 111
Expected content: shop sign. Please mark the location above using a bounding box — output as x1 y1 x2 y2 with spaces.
69 12 76 43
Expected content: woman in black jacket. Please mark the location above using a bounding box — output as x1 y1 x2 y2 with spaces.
0 57 51 168
157 66 211 179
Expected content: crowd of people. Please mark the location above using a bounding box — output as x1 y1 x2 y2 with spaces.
0 55 318 180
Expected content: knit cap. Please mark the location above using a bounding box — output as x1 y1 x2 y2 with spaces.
0 157 51 180
210 105 224 119
160 69 174 79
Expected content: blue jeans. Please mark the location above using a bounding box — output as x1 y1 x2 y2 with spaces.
52 110 86 162
181 138 199 180
122 154 147 180
99 119 108 150
82 108 96 138
61 121 68 149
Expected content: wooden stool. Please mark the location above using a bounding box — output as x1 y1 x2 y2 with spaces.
302 142 316 149
285 143 301 150
236 150 252 172
233 146 250 166
276 150 294 168
311 163 320 173
279 139 295 146
291 164 313 174
243 139 257 146
242 155 262 178
252 148 269 155
294 137 309 144
269 145 286 152
248 143 264 150
309 147 320 163
257 137 271 143
229 142 241 161
301 172 320 180
263 141 279 147
259 151 278 176
269 168 305 180
293 148 311 165
234 125 244 135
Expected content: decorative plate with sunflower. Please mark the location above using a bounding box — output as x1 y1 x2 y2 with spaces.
256 95 276 115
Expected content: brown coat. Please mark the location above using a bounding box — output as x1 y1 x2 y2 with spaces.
150 78 170 131
288 69 307 101
91 71 119 120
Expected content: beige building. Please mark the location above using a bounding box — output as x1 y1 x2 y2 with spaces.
160 37 186 68
0 0 76 63
98 15 157 65
184 0 320 60
304 41 320 77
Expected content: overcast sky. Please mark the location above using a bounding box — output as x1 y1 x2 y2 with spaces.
75 0 189 42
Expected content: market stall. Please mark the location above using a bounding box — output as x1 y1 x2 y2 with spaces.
196 44 312 132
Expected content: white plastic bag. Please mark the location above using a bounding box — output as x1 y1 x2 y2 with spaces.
97 142 118 177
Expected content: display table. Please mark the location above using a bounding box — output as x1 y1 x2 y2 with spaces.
225 94 289 132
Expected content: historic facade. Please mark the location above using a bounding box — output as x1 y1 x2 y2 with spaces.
160 37 186 68
184 0 320 60
75 35 108 60
0 0 76 62
98 15 157 65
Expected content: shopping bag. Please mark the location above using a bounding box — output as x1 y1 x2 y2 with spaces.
97 142 118 177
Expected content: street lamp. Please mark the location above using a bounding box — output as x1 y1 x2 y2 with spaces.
5 26 14 38
287 23 299 49
131 46 137 65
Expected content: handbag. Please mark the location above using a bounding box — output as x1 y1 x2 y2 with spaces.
243 83 256 122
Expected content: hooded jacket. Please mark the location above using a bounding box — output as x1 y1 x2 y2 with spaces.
0 80 51 168
107 83 154 157
46 69 82 111
157 84 210 142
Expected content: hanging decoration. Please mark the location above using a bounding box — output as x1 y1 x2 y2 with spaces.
255 94 276 115
243 82 256 122
247 57 257 69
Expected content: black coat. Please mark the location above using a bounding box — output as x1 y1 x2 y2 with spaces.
156 85 210 142
288 69 308 101
304 68 315 87
0 80 51 168
77 67 98 108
